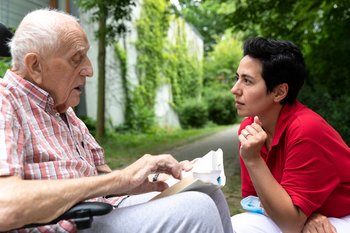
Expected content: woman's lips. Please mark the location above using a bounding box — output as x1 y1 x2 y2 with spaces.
235 101 244 108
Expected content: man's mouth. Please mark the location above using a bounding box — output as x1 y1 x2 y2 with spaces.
74 85 84 92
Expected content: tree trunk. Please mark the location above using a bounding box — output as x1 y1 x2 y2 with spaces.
96 6 107 142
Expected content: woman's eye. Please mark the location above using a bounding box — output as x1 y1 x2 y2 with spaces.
233 76 239 85
234 75 253 85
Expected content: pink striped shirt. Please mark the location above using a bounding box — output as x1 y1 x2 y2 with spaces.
0 70 124 233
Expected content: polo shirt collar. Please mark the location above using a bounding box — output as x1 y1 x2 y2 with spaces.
271 101 300 147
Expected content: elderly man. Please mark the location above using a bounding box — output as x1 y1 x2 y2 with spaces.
0 9 233 233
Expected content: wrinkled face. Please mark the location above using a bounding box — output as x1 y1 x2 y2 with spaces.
231 55 275 117
40 25 93 113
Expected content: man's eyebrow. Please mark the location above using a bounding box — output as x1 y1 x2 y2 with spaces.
73 42 90 53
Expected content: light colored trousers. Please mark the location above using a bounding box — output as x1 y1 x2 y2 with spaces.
80 188 233 233
231 212 350 233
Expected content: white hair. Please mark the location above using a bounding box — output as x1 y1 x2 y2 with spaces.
9 8 80 71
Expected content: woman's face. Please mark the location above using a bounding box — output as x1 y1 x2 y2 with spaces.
231 55 275 117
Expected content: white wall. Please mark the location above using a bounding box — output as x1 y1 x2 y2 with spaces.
79 1 203 129
0 0 50 28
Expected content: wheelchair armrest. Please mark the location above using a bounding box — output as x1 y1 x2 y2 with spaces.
24 202 113 230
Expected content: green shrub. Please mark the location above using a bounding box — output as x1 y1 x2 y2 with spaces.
79 115 96 135
0 58 11 77
299 88 350 145
331 95 350 145
205 91 237 125
178 99 208 129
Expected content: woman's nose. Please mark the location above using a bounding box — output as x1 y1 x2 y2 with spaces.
231 81 240 96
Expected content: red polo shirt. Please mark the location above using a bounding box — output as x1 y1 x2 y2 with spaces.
238 101 350 217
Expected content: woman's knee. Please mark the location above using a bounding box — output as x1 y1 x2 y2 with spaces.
231 212 281 233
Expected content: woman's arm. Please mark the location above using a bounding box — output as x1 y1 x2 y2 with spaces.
239 116 307 233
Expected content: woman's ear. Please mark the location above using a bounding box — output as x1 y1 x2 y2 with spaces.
273 83 288 103
24 53 43 85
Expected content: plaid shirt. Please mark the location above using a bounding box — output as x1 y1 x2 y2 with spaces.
0 70 124 233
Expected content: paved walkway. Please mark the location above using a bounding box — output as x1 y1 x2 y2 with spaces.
163 124 240 174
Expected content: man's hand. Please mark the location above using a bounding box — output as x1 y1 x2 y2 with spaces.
302 213 337 233
119 154 182 194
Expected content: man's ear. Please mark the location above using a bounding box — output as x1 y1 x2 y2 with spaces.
273 83 288 103
24 53 43 85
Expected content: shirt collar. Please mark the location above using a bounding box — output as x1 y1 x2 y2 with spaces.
4 70 56 113
271 101 300 147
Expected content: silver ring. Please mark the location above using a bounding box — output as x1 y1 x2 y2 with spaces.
244 133 251 137
152 173 160 182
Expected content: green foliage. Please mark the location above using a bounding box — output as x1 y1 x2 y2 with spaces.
79 115 96 135
79 0 206 133
178 99 208 128
0 58 11 77
204 90 237 125
332 96 350 145
77 0 136 140
222 0 350 143
129 0 170 132
127 85 155 132
203 31 242 88
129 0 203 132
164 17 203 107
114 43 132 128
299 88 350 145
76 0 136 42
178 0 234 52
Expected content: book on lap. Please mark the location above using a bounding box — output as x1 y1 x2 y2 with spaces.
151 148 226 200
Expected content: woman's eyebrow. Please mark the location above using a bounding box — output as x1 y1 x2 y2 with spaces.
236 73 254 79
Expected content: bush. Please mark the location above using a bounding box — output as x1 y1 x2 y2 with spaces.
0 58 11 77
79 115 96 135
331 95 350 145
205 92 237 125
299 88 350 145
178 99 208 129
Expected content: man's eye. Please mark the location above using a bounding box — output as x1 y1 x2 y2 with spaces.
72 54 83 65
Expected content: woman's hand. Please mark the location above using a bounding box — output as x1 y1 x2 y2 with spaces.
302 213 337 233
238 116 267 163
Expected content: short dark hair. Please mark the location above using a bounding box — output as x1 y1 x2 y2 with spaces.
243 37 306 105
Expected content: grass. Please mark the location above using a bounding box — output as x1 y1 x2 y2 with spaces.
101 125 228 168
100 125 244 215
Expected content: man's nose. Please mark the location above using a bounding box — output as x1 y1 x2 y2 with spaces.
80 57 93 77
